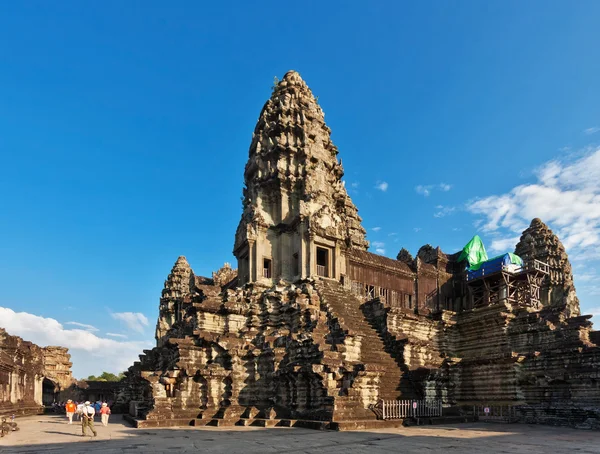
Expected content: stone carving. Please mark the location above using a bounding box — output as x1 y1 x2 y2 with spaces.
119 71 600 430
212 263 238 288
0 328 74 417
233 71 368 286
515 218 580 317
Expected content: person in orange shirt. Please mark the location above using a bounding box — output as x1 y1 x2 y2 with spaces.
99 403 111 426
65 400 76 424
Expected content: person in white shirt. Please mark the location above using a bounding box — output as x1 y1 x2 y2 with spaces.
76 402 84 421
81 401 97 437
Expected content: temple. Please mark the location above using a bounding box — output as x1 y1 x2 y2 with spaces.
120 71 600 430
0 328 74 417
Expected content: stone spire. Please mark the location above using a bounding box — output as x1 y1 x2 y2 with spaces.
155 256 194 345
515 218 580 317
234 71 367 284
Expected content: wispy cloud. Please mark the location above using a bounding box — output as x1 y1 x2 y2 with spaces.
65 321 98 332
371 226 382 232
414 227 422 232
415 185 432 197
388 232 397 236
372 241 385 248
467 147 600 259
375 181 389 192
0 307 151 378
106 333 128 339
415 183 452 197
488 236 521 254
584 127 600 135
111 312 149 334
375 248 386 254
433 205 456 218
351 182 360 188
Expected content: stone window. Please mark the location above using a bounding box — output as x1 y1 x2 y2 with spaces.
263 258 272 279
316 247 329 277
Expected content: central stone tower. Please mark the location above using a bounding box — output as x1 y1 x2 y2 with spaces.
234 71 368 285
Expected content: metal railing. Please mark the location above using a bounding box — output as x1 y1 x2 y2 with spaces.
471 405 518 422
372 399 442 420
316 265 327 277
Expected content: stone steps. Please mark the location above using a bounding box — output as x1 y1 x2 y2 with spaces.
316 280 411 401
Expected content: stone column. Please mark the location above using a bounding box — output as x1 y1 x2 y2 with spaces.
248 240 256 283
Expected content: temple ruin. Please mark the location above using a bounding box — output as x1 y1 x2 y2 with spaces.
0 328 74 417
120 71 600 429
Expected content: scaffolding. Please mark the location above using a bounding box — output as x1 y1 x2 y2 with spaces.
466 259 549 309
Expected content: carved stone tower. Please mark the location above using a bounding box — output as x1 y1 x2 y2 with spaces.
515 218 580 317
234 71 368 285
155 256 193 346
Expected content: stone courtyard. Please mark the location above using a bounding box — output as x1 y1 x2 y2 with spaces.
1 414 600 453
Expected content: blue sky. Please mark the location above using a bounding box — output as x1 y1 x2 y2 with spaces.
1 1 600 378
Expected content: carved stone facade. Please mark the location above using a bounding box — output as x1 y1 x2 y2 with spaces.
234 71 367 286
515 218 580 317
0 328 74 416
121 71 600 429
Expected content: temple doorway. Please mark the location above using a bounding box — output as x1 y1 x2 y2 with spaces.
42 378 58 405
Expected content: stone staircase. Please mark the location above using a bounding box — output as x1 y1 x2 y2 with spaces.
316 280 419 410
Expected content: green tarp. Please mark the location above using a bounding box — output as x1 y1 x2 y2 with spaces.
468 252 524 271
457 235 488 268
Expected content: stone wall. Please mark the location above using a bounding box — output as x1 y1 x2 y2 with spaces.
0 328 74 416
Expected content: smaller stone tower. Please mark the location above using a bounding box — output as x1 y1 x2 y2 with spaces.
155 256 194 346
515 218 580 317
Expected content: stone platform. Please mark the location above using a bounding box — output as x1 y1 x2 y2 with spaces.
123 413 408 431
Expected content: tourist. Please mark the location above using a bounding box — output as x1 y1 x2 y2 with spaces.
99 402 111 426
81 401 97 437
94 401 102 419
65 399 76 424
76 401 84 421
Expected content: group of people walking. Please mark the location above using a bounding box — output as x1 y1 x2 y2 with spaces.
64 400 112 436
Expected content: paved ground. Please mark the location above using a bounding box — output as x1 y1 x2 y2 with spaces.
1 414 600 453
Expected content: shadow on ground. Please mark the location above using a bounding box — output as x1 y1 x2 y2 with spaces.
1 414 600 454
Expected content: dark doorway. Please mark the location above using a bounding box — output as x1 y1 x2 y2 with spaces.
263 258 272 278
42 378 57 406
316 247 329 277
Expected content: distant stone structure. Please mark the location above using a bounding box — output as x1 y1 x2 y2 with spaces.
120 71 600 430
0 328 74 416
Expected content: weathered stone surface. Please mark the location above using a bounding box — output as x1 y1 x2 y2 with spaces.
0 328 74 416
515 218 580 317
119 71 600 430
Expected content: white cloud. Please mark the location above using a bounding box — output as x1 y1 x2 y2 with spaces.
372 241 385 248
414 227 422 232
584 127 600 135
375 248 386 254
111 312 149 334
388 232 397 236
371 226 382 232
65 322 98 332
106 333 128 339
434 206 456 218
375 181 389 192
467 147 600 257
488 236 522 254
415 185 432 196
351 182 360 188
0 307 152 378
416 183 452 197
